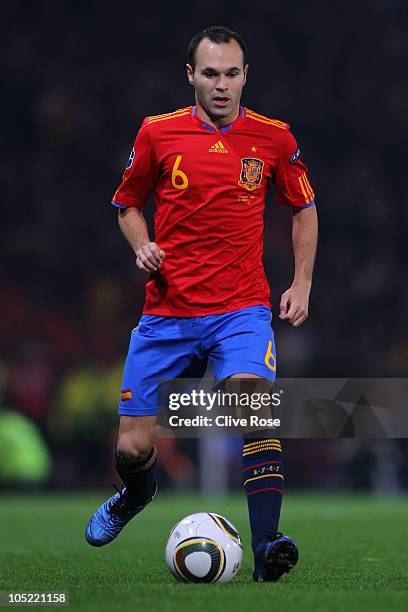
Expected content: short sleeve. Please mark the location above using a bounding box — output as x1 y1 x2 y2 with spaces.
274 130 316 208
111 119 159 210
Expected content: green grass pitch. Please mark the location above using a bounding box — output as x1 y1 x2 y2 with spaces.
1 493 408 611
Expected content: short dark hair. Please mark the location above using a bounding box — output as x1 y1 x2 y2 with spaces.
187 26 247 70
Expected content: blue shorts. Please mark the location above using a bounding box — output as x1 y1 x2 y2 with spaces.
118 305 276 416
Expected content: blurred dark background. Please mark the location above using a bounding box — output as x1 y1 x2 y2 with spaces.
1 0 407 492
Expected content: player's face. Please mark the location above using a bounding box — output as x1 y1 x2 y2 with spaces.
186 38 248 126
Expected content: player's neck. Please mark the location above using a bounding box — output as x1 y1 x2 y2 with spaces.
195 104 240 130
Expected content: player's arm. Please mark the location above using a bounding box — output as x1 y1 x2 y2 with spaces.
118 208 165 272
274 128 318 327
111 119 164 272
279 204 318 327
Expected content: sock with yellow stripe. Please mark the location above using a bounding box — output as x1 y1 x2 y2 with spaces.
242 435 283 554
114 445 157 506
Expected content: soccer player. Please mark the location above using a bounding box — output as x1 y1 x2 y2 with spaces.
85 26 318 582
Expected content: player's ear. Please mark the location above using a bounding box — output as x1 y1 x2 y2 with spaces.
243 64 249 86
186 63 194 85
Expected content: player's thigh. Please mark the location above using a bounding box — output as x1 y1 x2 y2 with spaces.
208 306 276 436
209 305 277 382
118 315 206 418
229 373 269 379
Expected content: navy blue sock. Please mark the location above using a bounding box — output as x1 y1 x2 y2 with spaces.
242 436 284 554
114 446 157 505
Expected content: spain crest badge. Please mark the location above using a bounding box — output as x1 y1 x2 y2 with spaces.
121 388 132 402
238 158 264 191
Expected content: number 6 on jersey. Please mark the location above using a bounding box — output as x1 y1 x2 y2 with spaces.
171 155 189 190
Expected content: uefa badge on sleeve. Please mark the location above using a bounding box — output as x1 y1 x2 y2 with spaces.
126 147 135 169
290 148 301 164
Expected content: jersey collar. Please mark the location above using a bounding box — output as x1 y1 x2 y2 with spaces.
191 105 245 133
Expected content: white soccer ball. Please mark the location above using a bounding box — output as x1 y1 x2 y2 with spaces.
165 512 243 583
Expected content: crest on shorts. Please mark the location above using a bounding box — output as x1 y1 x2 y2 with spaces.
121 388 132 402
238 158 264 191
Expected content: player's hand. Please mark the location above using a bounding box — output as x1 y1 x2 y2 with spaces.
135 242 165 272
279 283 311 327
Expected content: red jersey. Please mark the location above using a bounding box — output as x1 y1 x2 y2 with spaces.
112 106 315 316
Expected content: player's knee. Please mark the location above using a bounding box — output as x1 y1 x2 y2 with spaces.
117 432 154 461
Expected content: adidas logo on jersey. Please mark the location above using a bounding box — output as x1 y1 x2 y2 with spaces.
209 140 228 153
